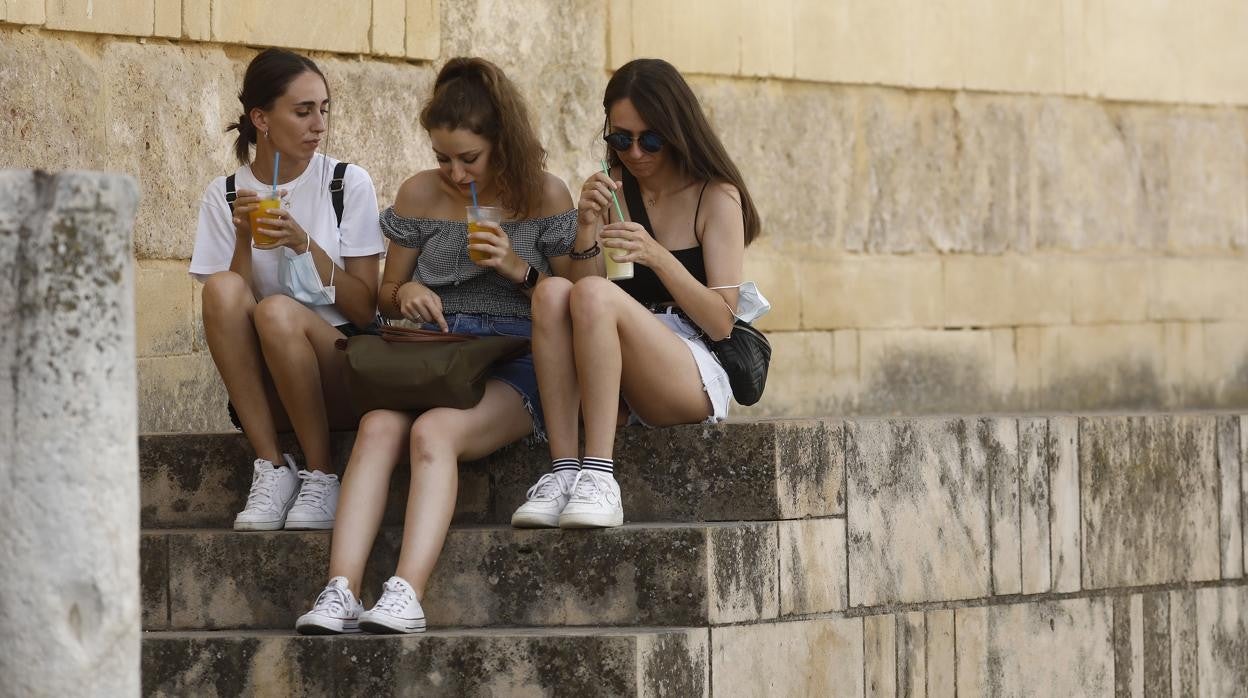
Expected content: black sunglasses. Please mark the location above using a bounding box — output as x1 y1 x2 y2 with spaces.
604 130 664 154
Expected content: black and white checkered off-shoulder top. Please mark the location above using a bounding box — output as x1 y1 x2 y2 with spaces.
380 206 577 319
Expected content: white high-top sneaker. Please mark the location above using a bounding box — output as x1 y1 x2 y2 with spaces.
558 470 624 528
233 454 300 531
511 471 577 528
359 576 427 634
295 576 364 635
284 469 340 530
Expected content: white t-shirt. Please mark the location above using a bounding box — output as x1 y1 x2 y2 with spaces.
189 153 385 327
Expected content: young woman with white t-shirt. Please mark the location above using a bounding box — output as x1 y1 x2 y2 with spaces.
189 48 385 532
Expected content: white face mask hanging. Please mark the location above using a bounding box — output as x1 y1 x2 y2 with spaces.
710 281 771 324
279 246 337 306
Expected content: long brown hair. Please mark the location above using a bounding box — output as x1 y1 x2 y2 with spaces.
604 58 760 245
420 57 546 218
226 48 328 166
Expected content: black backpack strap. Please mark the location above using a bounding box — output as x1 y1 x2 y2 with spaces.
330 162 349 227
224 174 237 206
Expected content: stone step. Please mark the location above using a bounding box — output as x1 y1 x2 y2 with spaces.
142 522 789 632
142 627 707 697
139 419 842 527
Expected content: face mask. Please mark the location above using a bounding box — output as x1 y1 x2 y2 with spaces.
279 247 337 306
710 281 771 324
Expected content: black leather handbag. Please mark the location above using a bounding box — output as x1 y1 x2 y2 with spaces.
706 319 771 406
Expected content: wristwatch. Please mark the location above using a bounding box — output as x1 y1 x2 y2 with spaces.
519 264 540 290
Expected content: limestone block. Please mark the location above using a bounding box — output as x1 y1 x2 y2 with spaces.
136 261 194 357
637 629 710 698
1019 418 1052 595
211 1 372 54
773 419 846 519
140 535 168 630
778 518 847 616
99 41 236 261
943 255 1072 327
711 617 864 697
1188 2 1248 105
1150 258 1248 322
1218 417 1245 578
404 0 438 59
1170 590 1199 697
1163 322 1206 403
801 256 943 330
846 418 994 607
620 0 737 76
955 598 1114 696
739 0 794 78
844 90 958 254
138 353 231 434
45 0 155 36
190 278 207 352
1080 416 1221 589
732 331 841 419
1070 258 1150 325
606 0 630 68
1111 595 1142 697
1166 110 1248 251
1 171 141 698
907 0 961 89
707 523 779 624
1 0 45 23
1099 0 1193 103
1060 0 1105 99
1017 324 1166 411
793 0 908 86
0 31 107 174
1244 416 1248 573
926 609 956 698
689 78 853 256
182 0 209 40
1203 323 1248 406
1195 585 1248 695
959 1 1064 94
742 248 800 332
153 0 179 37
947 93 1033 254
1048 417 1081 593
897 612 926 698
857 329 1002 414
985 418 1022 596
370 0 405 57
864 614 897 697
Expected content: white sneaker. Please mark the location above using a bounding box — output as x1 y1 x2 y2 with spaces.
558 470 624 528
511 471 578 528
295 576 363 635
359 576 427 634
284 469 340 530
233 454 300 531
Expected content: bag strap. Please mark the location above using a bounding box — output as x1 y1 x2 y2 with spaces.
620 167 652 234
379 326 478 343
330 161 348 227
224 174 237 206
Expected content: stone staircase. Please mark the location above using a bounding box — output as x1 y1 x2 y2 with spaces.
140 416 1248 696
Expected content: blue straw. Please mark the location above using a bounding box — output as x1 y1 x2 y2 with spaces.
600 160 626 222
271 151 280 197
470 181 479 208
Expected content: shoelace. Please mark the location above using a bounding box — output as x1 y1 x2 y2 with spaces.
373 579 414 615
570 470 605 502
294 470 336 508
242 465 286 510
312 583 353 616
526 473 566 501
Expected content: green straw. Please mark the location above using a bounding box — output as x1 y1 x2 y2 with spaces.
599 160 626 222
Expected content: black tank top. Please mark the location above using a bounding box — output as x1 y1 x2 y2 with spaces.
614 173 709 307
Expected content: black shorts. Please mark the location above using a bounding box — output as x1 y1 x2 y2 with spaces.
226 321 378 431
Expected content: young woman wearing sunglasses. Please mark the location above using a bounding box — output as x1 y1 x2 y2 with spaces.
511 58 761 529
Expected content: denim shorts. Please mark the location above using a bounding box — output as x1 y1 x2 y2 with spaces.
419 313 545 441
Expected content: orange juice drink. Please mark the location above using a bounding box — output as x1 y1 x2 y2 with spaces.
248 197 281 246
466 206 505 263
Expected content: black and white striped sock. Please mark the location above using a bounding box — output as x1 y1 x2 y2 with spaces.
581 457 614 476
551 458 580 475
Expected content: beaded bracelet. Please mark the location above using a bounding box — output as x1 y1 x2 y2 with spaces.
389 282 403 314
569 240 601 260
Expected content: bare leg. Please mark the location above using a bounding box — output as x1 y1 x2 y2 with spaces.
254 295 358 473
394 381 532 598
201 271 284 463
326 409 413 595
531 277 580 460
569 277 711 459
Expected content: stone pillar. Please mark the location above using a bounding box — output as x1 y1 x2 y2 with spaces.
0 170 141 696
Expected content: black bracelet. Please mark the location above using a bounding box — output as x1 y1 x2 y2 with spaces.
569 240 601 260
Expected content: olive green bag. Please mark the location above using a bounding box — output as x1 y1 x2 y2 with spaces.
336 326 529 413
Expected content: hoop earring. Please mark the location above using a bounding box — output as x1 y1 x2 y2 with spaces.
263 130 269 141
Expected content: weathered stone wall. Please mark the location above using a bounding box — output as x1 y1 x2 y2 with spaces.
3 1 1248 430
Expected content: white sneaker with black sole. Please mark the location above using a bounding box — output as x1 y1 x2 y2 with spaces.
511 471 577 528
295 576 363 635
233 454 300 531
558 469 624 528
284 469 340 530
359 576 427 634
